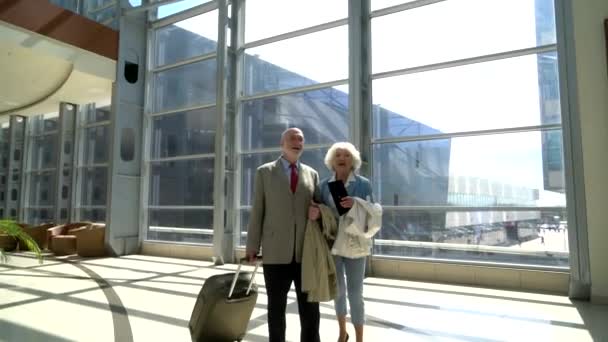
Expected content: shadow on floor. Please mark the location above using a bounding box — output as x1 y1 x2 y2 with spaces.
0 319 74 342
572 299 608 341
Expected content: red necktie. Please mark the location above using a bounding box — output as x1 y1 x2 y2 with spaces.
290 164 298 193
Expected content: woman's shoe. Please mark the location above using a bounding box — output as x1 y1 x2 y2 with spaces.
338 333 349 342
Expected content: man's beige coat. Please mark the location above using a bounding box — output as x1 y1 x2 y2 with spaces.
246 158 319 264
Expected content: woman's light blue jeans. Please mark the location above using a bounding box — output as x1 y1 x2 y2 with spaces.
333 255 366 325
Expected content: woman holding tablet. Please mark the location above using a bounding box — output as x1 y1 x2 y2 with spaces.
309 142 382 342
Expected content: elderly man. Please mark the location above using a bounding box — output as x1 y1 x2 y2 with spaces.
246 127 320 342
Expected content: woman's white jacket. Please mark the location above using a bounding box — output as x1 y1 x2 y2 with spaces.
331 197 382 258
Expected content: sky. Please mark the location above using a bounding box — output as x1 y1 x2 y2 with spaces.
155 0 565 207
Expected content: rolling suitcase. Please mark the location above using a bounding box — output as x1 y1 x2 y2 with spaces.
189 258 261 342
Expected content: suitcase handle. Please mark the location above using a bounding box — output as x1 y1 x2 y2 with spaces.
228 256 262 299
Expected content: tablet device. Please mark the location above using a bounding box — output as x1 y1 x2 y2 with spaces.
328 180 350 216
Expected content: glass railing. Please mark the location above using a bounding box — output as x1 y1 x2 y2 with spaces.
82 0 119 29
48 0 119 30
48 0 80 12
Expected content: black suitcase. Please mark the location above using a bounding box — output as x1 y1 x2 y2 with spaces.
189 258 261 342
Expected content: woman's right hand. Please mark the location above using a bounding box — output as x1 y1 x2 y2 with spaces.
340 196 354 208
308 201 320 220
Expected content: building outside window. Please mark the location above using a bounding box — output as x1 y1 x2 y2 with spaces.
143 0 569 269
145 5 220 243
0 120 11 218
75 105 110 222
24 113 59 225
370 0 566 266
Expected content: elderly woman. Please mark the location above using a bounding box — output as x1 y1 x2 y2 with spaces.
309 142 380 342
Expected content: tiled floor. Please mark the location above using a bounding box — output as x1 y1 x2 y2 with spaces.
0 253 606 342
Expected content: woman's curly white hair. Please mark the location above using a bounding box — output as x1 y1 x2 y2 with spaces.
324 142 362 171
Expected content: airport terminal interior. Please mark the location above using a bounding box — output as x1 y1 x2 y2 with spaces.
0 0 607 341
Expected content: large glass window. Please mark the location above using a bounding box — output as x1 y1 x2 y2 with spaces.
375 208 568 266
30 135 58 170
373 131 565 206
83 126 109 165
25 114 60 224
373 53 561 138
146 6 220 244
371 0 556 74
142 0 570 271
86 106 111 123
151 108 216 158
155 10 218 67
149 158 214 207
5 117 25 221
0 123 9 214
153 59 217 112
244 27 348 96
87 6 116 24
79 208 106 222
154 0 212 20
148 209 214 243
370 0 565 267
245 0 347 42
241 88 349 150
49 0 79 12
29 172 56 207
237 2 349 247
82 0 117 28
81 167 108 207
76 106 110 222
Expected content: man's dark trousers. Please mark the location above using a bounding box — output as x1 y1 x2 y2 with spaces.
263 260 321 342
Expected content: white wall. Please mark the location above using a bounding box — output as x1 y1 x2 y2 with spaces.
570 0 608 302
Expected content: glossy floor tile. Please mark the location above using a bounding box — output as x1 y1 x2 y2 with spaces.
0 253 606 342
